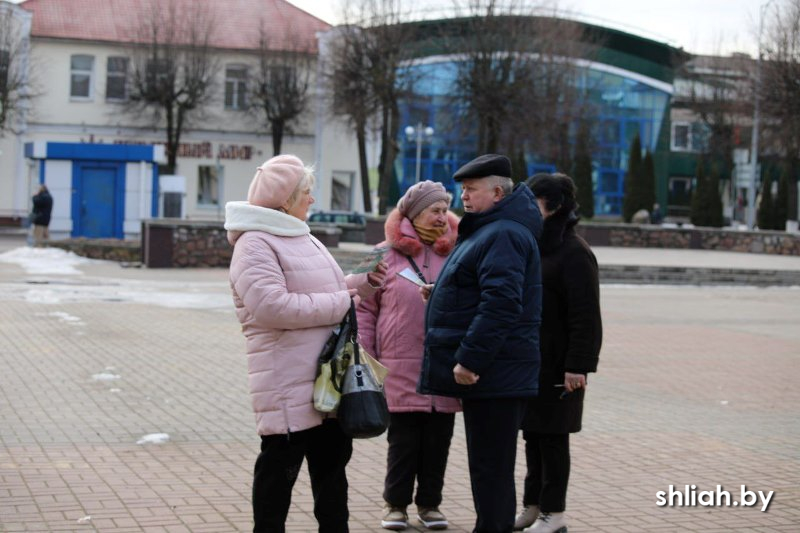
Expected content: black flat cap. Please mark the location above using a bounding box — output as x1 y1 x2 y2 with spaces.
453 154 512 181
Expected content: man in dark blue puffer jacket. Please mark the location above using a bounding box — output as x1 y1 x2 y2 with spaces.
418 154 543 533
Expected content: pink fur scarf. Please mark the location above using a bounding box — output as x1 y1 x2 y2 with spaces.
384 208 459 257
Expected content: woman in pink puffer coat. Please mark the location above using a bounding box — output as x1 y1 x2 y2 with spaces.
356 180 461 531
226 154 386 533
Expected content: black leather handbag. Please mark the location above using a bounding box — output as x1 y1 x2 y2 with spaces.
336 300 389 438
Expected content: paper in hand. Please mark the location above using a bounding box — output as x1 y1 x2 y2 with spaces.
352 246 389 273
397 267 426 287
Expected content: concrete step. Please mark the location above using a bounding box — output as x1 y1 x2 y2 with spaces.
598 264 800 286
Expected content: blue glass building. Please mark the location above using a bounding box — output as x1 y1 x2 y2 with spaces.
395 18 686 216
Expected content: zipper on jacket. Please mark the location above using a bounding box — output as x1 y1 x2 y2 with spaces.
423 246 431 282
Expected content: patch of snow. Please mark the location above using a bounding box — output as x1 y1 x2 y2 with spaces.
136 433 170 445
1 279 232 309
0 248 233 309
92 372 121 381
40 311 85 325
24 288 64 304
0 247 92 275
123 290 231 309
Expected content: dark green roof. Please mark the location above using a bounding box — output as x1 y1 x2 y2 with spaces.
394 15 691 84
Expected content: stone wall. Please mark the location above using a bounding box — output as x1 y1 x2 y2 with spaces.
141 220 341 267
578 223 800 256
142 220 231 268
46 238 141 263
53 219 800 267
172 224 232 267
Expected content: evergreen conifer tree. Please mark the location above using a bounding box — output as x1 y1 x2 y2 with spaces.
707 165 724 227
757 169 774 230
642 150 656 213
622 135 643 222
691 160 724 227
775 164 790 231
690 158 724 228
690 160 708 226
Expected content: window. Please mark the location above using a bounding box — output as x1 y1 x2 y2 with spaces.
671 123 691 151
106 56 128 101
146 58 172 93
331 171 354 211
225 65 247 109
70 55 94 99
197 165 220 206
259 65 296 96
0 49 9 91
671 122 710 152
668 176 692 208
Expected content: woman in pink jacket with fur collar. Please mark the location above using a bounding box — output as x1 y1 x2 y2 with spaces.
357 181 461 531
226 155 386 533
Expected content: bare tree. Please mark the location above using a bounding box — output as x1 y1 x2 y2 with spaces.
126 0 219 173
330 0 417 214
674 54 751 186
761 0 800 220
0 3 33 135
324 25 378 212
250 27 313 157
445 1 595 167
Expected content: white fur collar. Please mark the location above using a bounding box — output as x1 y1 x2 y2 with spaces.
224 201 309 237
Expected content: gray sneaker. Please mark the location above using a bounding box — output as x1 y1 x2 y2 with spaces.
514 505 540 530
381 505 408 531
524 511 567 533
417 506 448 530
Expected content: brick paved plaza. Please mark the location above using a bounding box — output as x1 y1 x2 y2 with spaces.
1 240 799 532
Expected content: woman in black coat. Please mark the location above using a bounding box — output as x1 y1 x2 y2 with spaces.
514 173 602 533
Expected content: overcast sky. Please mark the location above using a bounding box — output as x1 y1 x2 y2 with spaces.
286 0 762 57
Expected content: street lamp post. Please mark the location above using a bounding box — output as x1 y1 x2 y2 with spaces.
748 0 775 229
404 122 434 183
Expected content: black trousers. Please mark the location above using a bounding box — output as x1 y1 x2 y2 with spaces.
462 397 527 533
383 411 456 508
252 419 353 533
521 432 570 513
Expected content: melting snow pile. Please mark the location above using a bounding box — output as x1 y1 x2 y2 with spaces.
137 433 170 445
0 247 92 275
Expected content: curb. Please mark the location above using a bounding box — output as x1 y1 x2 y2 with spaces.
599 264 800 286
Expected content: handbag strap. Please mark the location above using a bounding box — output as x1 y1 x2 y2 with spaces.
348 299 361 365
405 255 427 284
326 299 358 392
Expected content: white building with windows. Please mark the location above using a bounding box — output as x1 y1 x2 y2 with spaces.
0 0 363 239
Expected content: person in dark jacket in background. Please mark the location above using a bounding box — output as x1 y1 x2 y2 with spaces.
514 173 602 533
419 154 543 533
31 184 53 244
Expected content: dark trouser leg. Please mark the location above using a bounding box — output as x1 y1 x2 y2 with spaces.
462 398 527 533
415 412 455 508
306 419 353 533
531 433 570 513
383 412 421 507
521 431 543 507
252 433 305 533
